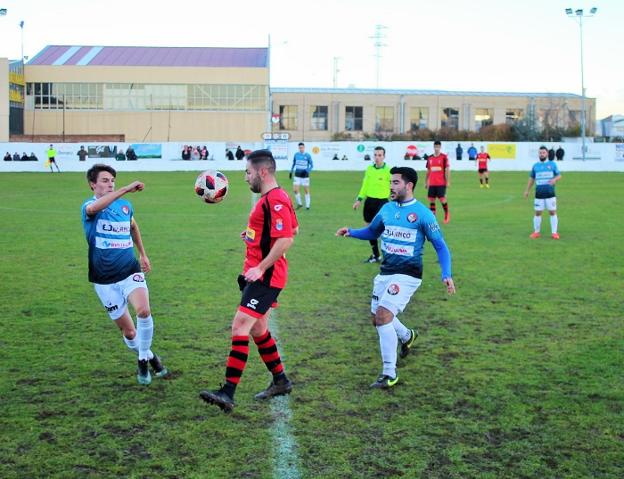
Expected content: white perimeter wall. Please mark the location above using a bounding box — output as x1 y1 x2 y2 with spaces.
1 141 623 173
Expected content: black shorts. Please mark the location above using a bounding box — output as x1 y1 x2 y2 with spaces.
237 275 282 319
427 186 447 198
363 197 388 223
478 168 488 174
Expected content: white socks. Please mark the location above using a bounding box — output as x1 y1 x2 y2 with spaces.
550 215 558 234
137 315 154 361
533 215 542 233
295 193 302 206
123 336 139 354
376 323 397 378
392 316 410 343
305 193 310 208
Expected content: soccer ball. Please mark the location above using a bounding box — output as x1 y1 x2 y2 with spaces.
194 170 229 203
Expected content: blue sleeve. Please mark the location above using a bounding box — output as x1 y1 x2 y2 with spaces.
530 166 536 178
431 237 452 280
348 212 384 240
553 163 560 176
307 154 313 172
290 155 296 173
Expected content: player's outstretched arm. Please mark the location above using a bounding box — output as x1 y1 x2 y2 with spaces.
85 181 144 216
430 237 454 294
523 178 535 198
443 278 456 294
130 218 151 273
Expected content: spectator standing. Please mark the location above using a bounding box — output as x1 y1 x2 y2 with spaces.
182 146 191 161
116 150 126 161
467 143 477 161
548 146 555 162
226 149 235 161
235 146 245 161
29 153 38 161
191 147 200 161
455 143 463 161
201 146 208 160
77 146 88 162
126 146 138 161
4 152 12 161
555 145 565 161
13 152 20 162
21 153 29 161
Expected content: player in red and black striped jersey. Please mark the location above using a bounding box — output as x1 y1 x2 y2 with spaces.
476 146 491 188
200 150 299 413
425 141 451 224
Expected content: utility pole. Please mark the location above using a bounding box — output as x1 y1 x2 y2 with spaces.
332 57 341 88
370 25 387 89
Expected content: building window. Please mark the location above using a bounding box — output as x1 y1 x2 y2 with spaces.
505 109 523 125
410 107 428 130
474 108 493 129
345 106 363 131
310 105 328 130
375 106 394 132
441 107 459 130
279 105 298 130
25 82 267 112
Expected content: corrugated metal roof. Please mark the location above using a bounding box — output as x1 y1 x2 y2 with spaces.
27 45 268 67
271 87 583 99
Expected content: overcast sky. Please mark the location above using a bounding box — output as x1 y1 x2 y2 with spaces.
0 0 620 118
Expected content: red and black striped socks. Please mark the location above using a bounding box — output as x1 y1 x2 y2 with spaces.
253 330 285 378
223 335 249 397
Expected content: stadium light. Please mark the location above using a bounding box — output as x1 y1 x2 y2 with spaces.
565 6 598 161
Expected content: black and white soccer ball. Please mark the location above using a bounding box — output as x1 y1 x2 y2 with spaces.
194 169 229 203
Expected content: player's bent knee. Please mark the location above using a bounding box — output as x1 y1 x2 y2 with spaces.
374 308 393 326
135 306 151 318
123 329 136 340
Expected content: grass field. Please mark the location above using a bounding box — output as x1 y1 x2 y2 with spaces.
0 169 622 479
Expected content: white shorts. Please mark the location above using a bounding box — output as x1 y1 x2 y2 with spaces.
93 272 148 320
293 176 310 187
371 273 422 317
534 197 557 212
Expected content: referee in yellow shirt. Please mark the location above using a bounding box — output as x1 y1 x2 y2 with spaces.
352 146 391 263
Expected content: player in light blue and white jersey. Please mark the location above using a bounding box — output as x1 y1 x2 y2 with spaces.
524 146 562 240
82 164 168 385
337 166 455 389
289 142 313 210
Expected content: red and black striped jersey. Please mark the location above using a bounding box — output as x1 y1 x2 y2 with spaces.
243 187 298 289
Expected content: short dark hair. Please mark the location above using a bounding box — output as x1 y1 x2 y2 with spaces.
539 145 548 151
434 140 441 146
298 142 305 147
86 164 116 186
374 146 386 155
247 149 276 173
390 166 418 189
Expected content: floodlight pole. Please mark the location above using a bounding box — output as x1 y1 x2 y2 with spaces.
566 7 597 161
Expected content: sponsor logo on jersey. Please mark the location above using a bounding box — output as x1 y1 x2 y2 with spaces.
132 274 145 282
395 212 401 220
96 220 131 236
122 205 130 215
387 284 400 295
430 166 442 171
383 226 417 243
381 242 414 257
372 294 379 301
276 219 283 231
407 213 418 223
105 304 119 313
428 223 440 234
247 298 259 310
274 204 283 212
245 227 256 242
95 237 133 249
